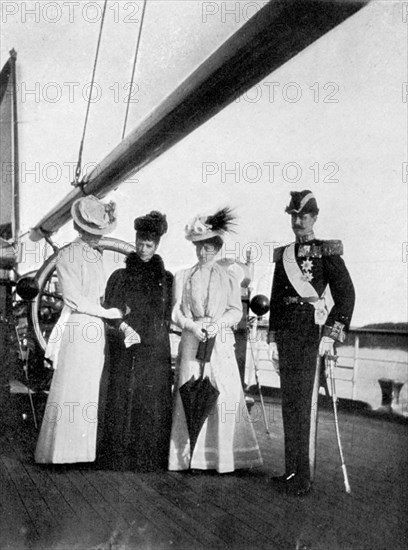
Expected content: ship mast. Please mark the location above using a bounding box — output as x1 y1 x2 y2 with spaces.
29 0 369 242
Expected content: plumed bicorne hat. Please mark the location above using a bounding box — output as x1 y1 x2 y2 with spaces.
71 195 117 235
134 211 168 238
185 207 236 242
285 190 319 215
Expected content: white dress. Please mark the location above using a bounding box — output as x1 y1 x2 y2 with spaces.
35 238 109 464
168 260 263 473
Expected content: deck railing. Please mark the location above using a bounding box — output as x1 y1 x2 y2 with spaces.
246 324 408 412
339 328 408 401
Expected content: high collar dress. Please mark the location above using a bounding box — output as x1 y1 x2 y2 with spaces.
168 260 263 473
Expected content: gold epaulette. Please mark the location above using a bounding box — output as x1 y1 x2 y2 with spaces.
298 240 343 258
273 240 344 262
321 240 343 256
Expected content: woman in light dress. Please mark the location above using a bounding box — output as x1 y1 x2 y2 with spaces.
35 195 123 464
168 208 262 473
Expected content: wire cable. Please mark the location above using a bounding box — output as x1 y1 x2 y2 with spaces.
73 0 109 189
122 0 147 140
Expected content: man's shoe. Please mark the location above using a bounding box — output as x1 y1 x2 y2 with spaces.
270 472 296 492
270 472 296 483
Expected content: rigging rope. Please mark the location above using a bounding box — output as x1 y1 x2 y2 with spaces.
122 0 147 140
72 0 108 189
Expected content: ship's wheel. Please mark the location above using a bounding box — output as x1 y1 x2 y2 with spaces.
30 237 134 354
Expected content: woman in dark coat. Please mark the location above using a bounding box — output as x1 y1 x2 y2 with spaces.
99 211 173 471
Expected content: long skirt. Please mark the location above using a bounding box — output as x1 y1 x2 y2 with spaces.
98 333 173 472
168 329 262 473
35 313 105 464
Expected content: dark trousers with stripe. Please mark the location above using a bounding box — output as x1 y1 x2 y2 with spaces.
277 327 321 483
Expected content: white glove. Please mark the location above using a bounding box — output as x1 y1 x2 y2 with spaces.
119 322 141 348
319 336 335 357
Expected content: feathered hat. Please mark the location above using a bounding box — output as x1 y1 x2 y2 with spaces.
134 211 168 239
185 207 236 242
285 190 319 215
71 195 117 235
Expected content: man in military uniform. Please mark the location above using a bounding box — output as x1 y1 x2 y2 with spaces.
268 190 355 496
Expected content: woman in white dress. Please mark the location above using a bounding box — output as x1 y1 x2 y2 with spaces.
35 195 123 464
168 208 262 473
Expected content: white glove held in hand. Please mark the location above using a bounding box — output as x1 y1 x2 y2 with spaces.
120 322 141 348
319 336 335 357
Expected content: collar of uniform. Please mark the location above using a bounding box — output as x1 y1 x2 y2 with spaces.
296 231 315 244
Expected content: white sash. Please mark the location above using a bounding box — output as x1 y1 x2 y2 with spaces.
283 243 328 326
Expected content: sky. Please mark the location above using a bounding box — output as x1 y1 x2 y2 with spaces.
1 0 407 327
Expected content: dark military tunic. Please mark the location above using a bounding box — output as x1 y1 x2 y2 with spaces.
269 239 355 484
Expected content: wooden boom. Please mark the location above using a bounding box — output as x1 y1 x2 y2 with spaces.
30 0 368 241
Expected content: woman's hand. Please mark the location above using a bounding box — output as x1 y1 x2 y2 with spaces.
191 324 207 342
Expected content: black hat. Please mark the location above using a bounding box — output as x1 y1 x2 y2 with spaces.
285 190 319 215
134 211 168 238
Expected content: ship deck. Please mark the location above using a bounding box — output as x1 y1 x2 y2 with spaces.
1 392 407 550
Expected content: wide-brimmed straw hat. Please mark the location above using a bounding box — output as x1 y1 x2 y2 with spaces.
185 207 236 242
71 195 117 235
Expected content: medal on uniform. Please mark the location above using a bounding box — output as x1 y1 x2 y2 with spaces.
283 244 330 326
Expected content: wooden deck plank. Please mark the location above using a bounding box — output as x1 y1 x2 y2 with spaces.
151 471 269 549
173 472 290 549
98 469 206 549
3 432 116 549
0 449 60 550
122 475 227 549
117 471 208 549
1 436 84 549
4 434 79 521
0 461 39 550
83 469 176 550
1 396 407 550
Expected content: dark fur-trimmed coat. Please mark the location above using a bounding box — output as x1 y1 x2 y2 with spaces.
99 253 173 471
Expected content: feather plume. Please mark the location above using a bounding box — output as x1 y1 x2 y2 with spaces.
205 207 237 233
